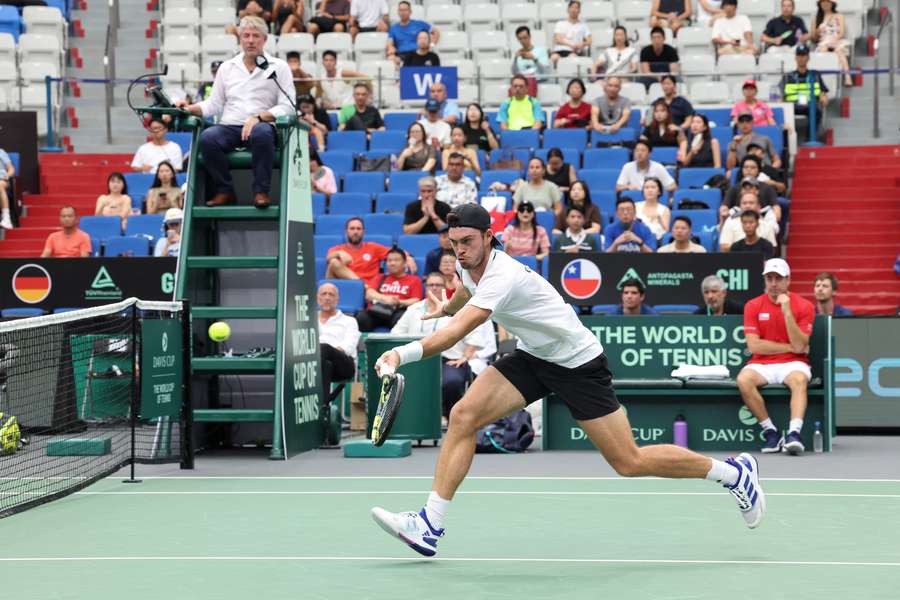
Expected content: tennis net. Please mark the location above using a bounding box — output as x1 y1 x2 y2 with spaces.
0 298 189 518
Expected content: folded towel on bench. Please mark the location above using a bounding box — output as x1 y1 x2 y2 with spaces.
671 365 730 379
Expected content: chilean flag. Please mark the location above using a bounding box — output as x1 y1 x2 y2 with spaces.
561 258 601 300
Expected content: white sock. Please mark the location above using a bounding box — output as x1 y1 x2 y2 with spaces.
424 491 450 531
1 208 9 218
759 418 776 432
789 418 803 434
706 459 740 486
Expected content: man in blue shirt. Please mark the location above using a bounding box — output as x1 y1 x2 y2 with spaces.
428 82 459 125
813 272 853 316
387 1 439 66
609 278 659 315
603 197 657 253
0 148 15 230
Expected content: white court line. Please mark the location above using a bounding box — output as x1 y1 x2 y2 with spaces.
118 476 900 483
2 490 895 498
1 556 898 567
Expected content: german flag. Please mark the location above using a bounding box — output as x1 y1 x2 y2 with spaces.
12 264 51 304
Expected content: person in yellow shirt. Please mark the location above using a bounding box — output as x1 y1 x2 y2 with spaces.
498 75 544 131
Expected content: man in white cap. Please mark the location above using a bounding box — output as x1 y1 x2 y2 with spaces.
736 258 815 455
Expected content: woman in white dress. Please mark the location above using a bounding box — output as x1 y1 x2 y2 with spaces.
591 26 638 78
635 177 671 240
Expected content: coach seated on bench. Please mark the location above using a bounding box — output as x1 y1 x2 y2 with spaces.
317 282 361 399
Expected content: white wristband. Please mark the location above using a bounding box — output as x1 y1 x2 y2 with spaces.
395 341 424 366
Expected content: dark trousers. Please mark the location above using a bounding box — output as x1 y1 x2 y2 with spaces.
198 123 276 195
320 343 356 405
441 358 471 417
355 307 405 332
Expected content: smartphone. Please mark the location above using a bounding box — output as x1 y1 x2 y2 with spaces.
159 192 167 200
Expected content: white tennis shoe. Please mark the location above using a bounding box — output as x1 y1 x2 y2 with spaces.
724 452 766 529
371 507 444 557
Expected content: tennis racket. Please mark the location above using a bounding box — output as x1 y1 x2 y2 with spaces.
371 365 405 447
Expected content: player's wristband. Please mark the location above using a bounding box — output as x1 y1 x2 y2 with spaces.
395 341 423 366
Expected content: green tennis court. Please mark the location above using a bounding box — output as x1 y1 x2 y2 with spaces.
2 461 899 600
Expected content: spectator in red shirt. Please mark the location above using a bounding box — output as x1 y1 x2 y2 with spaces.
41 206 92 258
553 78 592 129
326 217 415 289
355 246 423 331
737 258 816 455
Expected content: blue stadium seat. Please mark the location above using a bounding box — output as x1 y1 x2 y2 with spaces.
500 129 540 149
363 213 404 241
543 128 588 149
167 132 192 159
652 146 679 165
480 169 520 190
711 127 733 163
485 111 501 132
370 130 407 154
414 256 426 276
327 112 338 130
535 210 555 233
103 236 151 257
329 192 372 215
315 257 327 280
678 167 725 189
398 234 439 257
512 255 538 271
375 192 414 214
619 189 643 203
654 304 699 314
579 169 620 193
319 279 365 313
533 147 582 169
754 125 784 156
591 304 618 314
311 192 327 217
79 216 122 242
0 6 21 41
327 131 367 152
315 215 349 236
388 171 424 194
343 171 385 193
124 214 165 240
123 173 155 207
383 112 418 131
365 234 393 248
1 308 45 318
672 188 721 210
319 151 355 176
90 238 101 256
489 148 531 172
696 108 731 128
671 209 718 235
45 0 68 18
590 128 637 147
583 148 630 170
592 190 618 223
314 234 343 257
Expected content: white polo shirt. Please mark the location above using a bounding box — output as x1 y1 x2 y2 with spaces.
350 0 388 28
616 159 676 189
459 250 603 368
319 310 361 364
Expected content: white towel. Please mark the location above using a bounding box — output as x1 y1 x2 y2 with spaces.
671 365 731 379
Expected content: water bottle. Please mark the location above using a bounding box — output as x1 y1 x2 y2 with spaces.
813 421 823 453
673 415 688 448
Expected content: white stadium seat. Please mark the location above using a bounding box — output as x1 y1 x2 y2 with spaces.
501 3 540 32
741 0 775 36
18 33 62 66
470 30 509 61
0 33 15 65
278 32 315 60
681 53 716 85
457 82 478 104
426 4 463 30
758 52 794 82
316 32 353 61
731 80 772 101
617 1 652 32
464 3 501 33
676 27 713 56
478 58 511 81
201 33 238 69
690 81 730 104
621 81 647 104
162 7 200 38
436 30 468 60
358 59 395 80
582 3 615 30
809 52 840 94
537 83 563 107
716 53 758 89
22 6 66 44
20 85 51 136
162 35 200 65
538 2 567 33
354 32 388 62
482 82 511 108
454 58 476 81
200 6 236 39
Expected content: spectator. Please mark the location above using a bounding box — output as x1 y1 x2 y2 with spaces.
650 0 693 34
197 60 221 101
419 99 452 147
273 0 305 34
437 251 461 296
326 217 388 288
502 201 550 261
722 156 779 217
424 225 452 274
737 258 815 454
349 0 389 37
513 158 562 214
397 122 437 172
694 274 744 314
615 140 677 192
403 30 441 67
639 26 680 85
387 1 439 66
145 161 184 215
543 148 577 195
403 176 451 234
555 180 602 234
653 75 694 128
319 50 370 110
441 127 481 175
551 0 592 64
727 209 776 259
745 143 786 193
762 0 809 52
298 94 331 150
781 44 830 143
338 82 385 134
610 278 659 315
635 177 670 240
41 206 91 258
720 192 778 250
697 0 725 26
94 172 132 225
813 0 853 87
552 206 599 252
391 271 485 417
356 246 423 332
307 0 350 36
813 272 853 316
658 215 707 253
436 153 477 208
603 197 657 253
237 0 272 24
0 148 13 230
309 150 337 195
427 82 460 126
285 51 319 99
591 76 632 135
726 111 782 170
317 281 361 402
498 75 544 131
712 0 756 55
553 78 592 129
131 118 183 173
731 80 776 126
591 25 638 77
679 113 721 168
461 103 499 151
513 25 552 82
641 99 684 147
154 208 183 257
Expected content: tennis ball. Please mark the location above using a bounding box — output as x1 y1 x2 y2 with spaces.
208 321 231 342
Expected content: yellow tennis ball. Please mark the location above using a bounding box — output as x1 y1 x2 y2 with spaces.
208 321 231 342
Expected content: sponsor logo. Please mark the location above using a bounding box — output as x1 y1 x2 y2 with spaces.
12 263 51 304
616 267 645 290
738 405 758 426
760 312 770 320
85 266 122 300
561 258 601 299
162 331 168 353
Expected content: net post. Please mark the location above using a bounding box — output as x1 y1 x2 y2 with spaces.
180 299 194 470
123 302 142 484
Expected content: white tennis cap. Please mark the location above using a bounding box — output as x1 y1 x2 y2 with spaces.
763 258 790 277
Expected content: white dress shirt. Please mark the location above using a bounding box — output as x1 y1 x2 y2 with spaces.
198 53 295 126
391 300 485 361
318 310 361 365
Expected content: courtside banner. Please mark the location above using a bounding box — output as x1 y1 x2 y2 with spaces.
548 252 764 306
833 317 900 428
399 67 458 100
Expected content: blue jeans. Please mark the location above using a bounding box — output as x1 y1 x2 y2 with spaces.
199 122 276 194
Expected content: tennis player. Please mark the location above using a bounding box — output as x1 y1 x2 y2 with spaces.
372 204 765 557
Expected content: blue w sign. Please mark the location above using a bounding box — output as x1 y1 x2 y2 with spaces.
399 67 458 101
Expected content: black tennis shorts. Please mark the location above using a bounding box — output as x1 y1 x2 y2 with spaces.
492 350 620 421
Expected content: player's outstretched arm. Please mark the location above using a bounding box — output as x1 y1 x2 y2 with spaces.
422 282 471 320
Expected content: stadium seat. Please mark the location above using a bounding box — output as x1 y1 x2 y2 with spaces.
591 190 617 224
375 192 413 214
328 131 367 152
652 146 679 166
660 229 717 252
754 125 785 157
319 279 365 314
501 2 539 31
312 192 327 218
717 53 758 89
533 147 581 168
535 211 555 233
162 34 200 64
398 233 439 257
315 32 353 61
427 4 463 29
617 0 651 31
675 27 712 55
583 147 630 170
319 150 355 177
315 257 327 280
671 209 718 234
18 33 62 66
619 190 643 203
654 304 700 314
620 82 647 105
0 33 15 66
201 34 238 70
1 308 45 318
672 188 721 210
22 7 65 43
354 32 389 62
579 169 621 192
200 5 236 38
277 32 315 59
103 236 151 257
582 2 614 30
314 234 343 257
500 129 540 150
590 128 637 147
388 171 425 194
363 213 404 240
436 30 469 61
480 169 521 190
383 112 418 131
79 216 122 242
343 171 386 194
464 3 501 33
315 215 349 236
512 255 538 271
470 30 508 60
681 54 716 87
329 192 372 216
366 234 393 248
123 173 156 209
543 128 588 150
162 6 199 37
124 214 165 240
690 82 730 104
0 6 21 41
489 148 531 171
678 167 725 189
591 304 619 315
359 59 395 81
370 130 407 154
